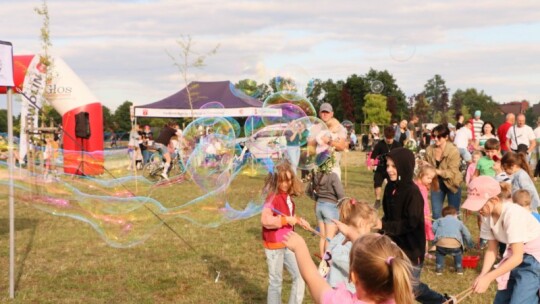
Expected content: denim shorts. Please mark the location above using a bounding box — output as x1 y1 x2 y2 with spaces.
316 201 339 224
154 143 168 156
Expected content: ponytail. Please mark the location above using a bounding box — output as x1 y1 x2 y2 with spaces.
388 257 415 304
502 152 531 177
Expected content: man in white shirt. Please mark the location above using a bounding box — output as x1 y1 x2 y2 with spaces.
506 113 536 154
318 102 348 179
453 120 474 163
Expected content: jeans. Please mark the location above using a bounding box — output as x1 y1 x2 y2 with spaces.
431 177 462 219
458 148 471 162
265 248 305 304
494 254 540 304
435 246 463 272
142 149 152 165
412 262 446 304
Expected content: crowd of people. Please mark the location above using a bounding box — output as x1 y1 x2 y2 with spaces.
260 105 540 304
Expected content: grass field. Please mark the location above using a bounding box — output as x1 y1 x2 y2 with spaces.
0 150 500 303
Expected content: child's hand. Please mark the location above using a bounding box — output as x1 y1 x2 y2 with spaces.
297 217 311 230
286 216 298 226
283 231 306 252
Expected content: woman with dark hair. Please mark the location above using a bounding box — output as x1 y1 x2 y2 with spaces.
424 124 463 219
455 112 464 130
478 121 498 149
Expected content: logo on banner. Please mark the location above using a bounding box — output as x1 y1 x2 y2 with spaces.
143 109 148 116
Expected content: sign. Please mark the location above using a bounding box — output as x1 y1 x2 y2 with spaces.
0 41 14 87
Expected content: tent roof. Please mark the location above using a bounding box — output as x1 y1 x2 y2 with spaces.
134 81 279 118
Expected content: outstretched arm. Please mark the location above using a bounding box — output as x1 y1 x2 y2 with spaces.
283 232 331 304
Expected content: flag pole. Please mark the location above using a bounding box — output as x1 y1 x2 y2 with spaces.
8 86 15 298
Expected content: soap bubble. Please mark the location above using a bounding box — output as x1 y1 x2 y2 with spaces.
389 37 416 62
370 80 384 94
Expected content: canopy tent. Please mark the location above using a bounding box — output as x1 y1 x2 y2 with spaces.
134 80 280 118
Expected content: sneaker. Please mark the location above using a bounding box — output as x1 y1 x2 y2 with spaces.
160 172 169 180
456 268 463 275
443 294 457 304
435 268 442 275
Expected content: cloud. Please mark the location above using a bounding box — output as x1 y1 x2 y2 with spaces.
1 0 540 113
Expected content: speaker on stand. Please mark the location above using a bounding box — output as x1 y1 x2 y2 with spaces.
74 112 90 176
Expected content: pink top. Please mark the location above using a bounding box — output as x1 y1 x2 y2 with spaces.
415 181 434 241
322 283 396 304
495 235 540 290
465 162 477 185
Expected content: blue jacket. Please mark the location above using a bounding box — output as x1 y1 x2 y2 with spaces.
433 215 474 249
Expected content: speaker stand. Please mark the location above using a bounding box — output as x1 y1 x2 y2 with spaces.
74 137 87 177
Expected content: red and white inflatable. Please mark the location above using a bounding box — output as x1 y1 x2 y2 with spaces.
0 55 104 175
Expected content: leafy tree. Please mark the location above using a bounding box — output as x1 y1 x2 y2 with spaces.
341 85 355 123
234 79 272 102
413 94 430 123
363 94 391 124
113 101 133 132
344 74 367 125
102 105 114 131
0 109 7 133
424 74 449 120
451 88 503 125
305 78 325 107
525 106 536 126
364 69 407 119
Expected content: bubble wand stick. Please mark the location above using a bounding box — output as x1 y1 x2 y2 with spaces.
271 208 331 242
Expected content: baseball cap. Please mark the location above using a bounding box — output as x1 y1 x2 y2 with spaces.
462 176 501 211
320 103 333 113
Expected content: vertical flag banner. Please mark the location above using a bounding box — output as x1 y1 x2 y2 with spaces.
0 41 14 87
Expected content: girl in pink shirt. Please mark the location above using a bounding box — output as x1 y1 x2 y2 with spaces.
414 165 437 255
284 232 415 304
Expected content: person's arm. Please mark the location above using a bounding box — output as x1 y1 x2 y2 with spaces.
261 207 297 229
332 174 346 202
529 138 536 154
382 190 424 236
473 242 524 293
473 168 479 178
461 223 475 248
283 232 331 303
436 147 462 182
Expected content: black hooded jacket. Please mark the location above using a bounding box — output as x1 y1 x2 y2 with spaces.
381 147 426 265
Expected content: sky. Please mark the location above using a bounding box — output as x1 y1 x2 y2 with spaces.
1 0 540 116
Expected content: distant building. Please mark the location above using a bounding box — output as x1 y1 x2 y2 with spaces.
499 100 529 115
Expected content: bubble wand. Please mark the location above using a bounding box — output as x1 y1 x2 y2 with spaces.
271 208 331 242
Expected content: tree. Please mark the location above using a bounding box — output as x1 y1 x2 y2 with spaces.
344 74 367 125
102 105 114 131
451 88 503 125
424 74 449 120
341 85 355 123
234 79 272 102
364 69 407 119
113 101 133 132
413 93 430 123
363 94 391 124
168 35 219 116
0 109 8 133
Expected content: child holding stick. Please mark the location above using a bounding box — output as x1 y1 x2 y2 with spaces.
261 161 309 304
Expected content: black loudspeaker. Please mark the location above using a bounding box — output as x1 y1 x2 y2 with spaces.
75 112 91 139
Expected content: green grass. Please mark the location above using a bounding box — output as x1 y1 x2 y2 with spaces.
0 150 498 303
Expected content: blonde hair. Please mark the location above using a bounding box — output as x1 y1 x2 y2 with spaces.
416 164 439 191
349 234 415 304
262 160 303 196
513 189 532 209
339 199 377 229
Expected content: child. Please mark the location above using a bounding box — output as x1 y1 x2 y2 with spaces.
474 138 500 178
513 189 540 222
284 232 415 304
414 165 437 257
322 199 379 292
432 206 474 275
462 176 540 302
501 151 540 212
261 161 308 304
466 151 482 185
311 154 345 258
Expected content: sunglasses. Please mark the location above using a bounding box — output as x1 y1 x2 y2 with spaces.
432 134 446 139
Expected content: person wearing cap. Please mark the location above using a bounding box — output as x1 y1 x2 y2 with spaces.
472 110 484 140
463 176 540 303
318 102 348 180
506 113 535 155
497 113 515 154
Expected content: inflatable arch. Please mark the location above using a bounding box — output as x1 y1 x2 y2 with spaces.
0 55 104 175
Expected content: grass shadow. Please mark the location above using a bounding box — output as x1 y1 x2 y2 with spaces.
202 254 265 303
0 217 38 235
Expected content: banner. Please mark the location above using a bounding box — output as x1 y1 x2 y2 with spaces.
0 41 14 87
